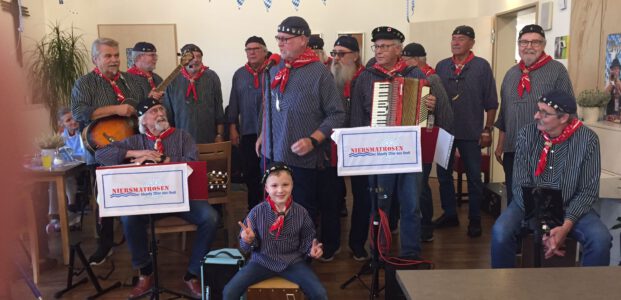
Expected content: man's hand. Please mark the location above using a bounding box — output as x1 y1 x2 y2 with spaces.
543 223 572 259
116 104 137 117
291 138 314 156
309 239 323 259
230 127 240 146
424 94 436 111
126 150 162 165
238 219 255 245
148 90 165 101
255 136 262 157
494 143 503 164
479 132 492 148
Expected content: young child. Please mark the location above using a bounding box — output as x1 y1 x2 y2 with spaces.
46 107 86 233
223 162 328 300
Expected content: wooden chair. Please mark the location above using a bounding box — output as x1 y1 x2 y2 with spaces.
154 141 232 249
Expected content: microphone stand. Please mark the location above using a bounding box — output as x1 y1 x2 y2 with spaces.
264 65 274 160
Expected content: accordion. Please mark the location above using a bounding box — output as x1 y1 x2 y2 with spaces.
370 77 431 127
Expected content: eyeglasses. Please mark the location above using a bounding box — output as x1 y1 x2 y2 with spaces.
518 39 545 47
371 44 396 52
275 35 299 44
330 51 353 58
143 53 158 58
245 47 263 53
535 109 562 118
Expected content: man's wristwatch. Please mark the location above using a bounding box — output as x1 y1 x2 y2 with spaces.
308 136 319 148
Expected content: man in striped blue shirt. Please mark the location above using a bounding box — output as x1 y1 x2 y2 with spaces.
229 36 269 211
494 24 573 205
435 25 498 237
71 37 150 265
257 16 345 222
491 90 611 268
127 42 164 101
350 26 427 259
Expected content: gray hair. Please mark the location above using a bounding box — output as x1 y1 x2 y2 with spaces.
131 50 146 62
91 37 119 61
138 115 146 134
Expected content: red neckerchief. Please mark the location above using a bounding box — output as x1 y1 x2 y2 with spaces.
324 56 333 67
127 65 156 90
518 53 552 98
145 127 176 154
451 51 475 75
421 64 436 77
535 118 582 176
244 60 268 88
271 48 320 93
266 195 293 239
372 59 408 78
343 64 365 98
181 65 208 102
93 67 125 102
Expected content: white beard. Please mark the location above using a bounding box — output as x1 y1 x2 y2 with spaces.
331 62 357 91
155 118 170 132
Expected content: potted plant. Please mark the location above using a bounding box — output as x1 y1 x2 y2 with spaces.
577 89 609 123
28 23 88 131
36 133 65 170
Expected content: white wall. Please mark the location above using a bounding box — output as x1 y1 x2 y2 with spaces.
39 0 412 108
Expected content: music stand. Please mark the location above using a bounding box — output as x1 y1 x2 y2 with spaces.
340 174 385 299
522 185 564 268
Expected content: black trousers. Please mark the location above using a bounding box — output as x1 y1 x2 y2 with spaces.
240 134 263 211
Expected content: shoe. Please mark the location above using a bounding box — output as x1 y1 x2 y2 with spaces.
421 230 434 242
128 274 153 298
184 277 202 299
351 247 369 261
467 219 482 237
433 214 459 228
318 246 341 262
88 245 114 266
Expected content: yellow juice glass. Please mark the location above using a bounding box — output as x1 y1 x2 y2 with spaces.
41 149 55 170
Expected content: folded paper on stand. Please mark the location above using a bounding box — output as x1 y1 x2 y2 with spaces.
96 163 191 217
331 126 422 176
433 128 454 169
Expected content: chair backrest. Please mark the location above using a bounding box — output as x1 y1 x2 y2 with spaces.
197 141 232 205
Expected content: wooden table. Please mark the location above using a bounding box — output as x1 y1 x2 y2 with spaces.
25 161 86 265
397 267 621 300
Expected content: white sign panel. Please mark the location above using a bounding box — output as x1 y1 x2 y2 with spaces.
96 163 191 217
332 126 422 176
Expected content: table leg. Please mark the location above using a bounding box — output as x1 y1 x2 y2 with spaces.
55 176 70 265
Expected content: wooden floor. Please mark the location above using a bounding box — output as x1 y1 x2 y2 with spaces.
11 178 495 299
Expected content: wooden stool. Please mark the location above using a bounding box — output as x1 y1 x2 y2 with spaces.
247 276 304 300
521 234 579 267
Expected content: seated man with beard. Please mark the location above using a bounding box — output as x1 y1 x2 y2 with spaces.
95 98 219 299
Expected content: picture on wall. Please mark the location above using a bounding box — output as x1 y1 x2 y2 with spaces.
126 48 134 69
554 36 569 59
604 33 621 122
337 32 364 62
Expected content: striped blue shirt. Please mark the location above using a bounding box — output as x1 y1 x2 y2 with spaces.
495 60 573 152
94 128 198 165
263 61 345 169
134 71 164 93
512 123 600 222
228 66 263 135
163 69 225 143
350 66 427 127
71 71 149 164
239 201 315 272
436 56 498 140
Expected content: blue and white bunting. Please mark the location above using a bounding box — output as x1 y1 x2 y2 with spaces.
264 0 272 11
292 0 300 10
406 0 416 22
236 0 245 9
